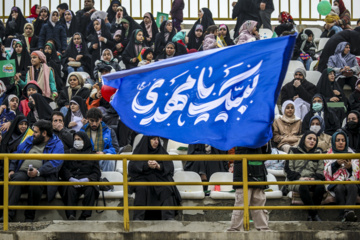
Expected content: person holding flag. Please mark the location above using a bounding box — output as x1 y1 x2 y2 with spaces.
122 29 147 69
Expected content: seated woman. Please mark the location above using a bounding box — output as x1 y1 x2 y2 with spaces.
119 16 142 47
25 51 58 100
187 24 204 51
284 131 325 221
19 81 42 117
273 100 302 153
274 11 296 37
57 73 90 116
19 23 39 53
317 68 348 122
302 94 340 136
59 131 101 220
308 116 332 153
61 10 77 39
129 136 181 220
348 79 360 112
293 30 316 70
0 94 20 134
93 49 121 83
333 0 352 30
10 40 31 82
0 115 28 153
64 96 88 132
155 42 186 61
154 20 176 57
236 20 260 45
4 7 27 47
62 32 91 75
122 29 147 69
342 111 360 153
324 130 359 222
27 93 53 126
218 24 234 46
328 42 360 92
140 12 158 46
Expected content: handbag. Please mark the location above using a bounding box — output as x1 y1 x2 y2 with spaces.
68 61 81 68
342 70 354 78
300 53 310 61
96 177 114 213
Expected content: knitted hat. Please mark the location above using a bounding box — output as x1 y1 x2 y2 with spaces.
294 68 306 78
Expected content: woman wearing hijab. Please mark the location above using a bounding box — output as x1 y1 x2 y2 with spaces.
25 51 58 100
154 20 176 57
61 10 77 39
33 6 49 36
26 93 53 126
112 30 125 61
27 5 40 22
0 94 20 134
19 81 42 117
59 131 101 220
10 41 31 82
274 11 296 37
18 23 39 53
140 12 159 47
317 68 348 106
38 11 67 53
235 20 260 45
119 16 142 47
64 96 88 132
93 49 121 82
333 0 351 30
1 115 28 153
155 42 186 61
273 100 302 153
302 94 340 136
122 29 147 69
324 130 359 222
348 78 360 112
57 73 90 114
110 7 125 34
129 135 181 220
342 111 360 153
44 42 63 92
88 19 115 72
218 24 234 46
5 7 27 47
187 24 204 51
308 116 331 153
184 144 228 188
107 0 128 24
187 8 215 44
328 42 360 92
285 131 325 221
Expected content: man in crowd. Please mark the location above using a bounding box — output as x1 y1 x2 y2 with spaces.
51 111 74 151
81 108 119 171
257 0 274 30
280 68 317 120
0 120 64 223
75 0 96 37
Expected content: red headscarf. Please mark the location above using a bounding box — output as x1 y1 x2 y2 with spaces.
335 0 346 14
27 5 39 19
280 11 293 24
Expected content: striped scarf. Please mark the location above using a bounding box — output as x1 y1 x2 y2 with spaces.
86 123 104 152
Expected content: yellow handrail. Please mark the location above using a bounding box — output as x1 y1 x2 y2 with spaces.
1 153 360 232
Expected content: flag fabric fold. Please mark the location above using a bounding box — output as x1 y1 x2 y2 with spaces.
103 35 296 150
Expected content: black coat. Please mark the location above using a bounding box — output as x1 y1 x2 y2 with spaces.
187 24 204 51
10 41 31 80
140 13 159 46
38 21 68 52
1 115 28 153
155 42 187 61
53 127 74 151
60 11 77 38
280 78 317 105
75 8 94 38
318 27 360 73
18 34 39 52
122 29 147 69
44 43 64 92
316 69 347 105
33 11 49 36
342 111 360 153
349 90 360 112
232 0 261 38
5 7 27 38
27 93 53 126
57 87 90 109
154 21 177 56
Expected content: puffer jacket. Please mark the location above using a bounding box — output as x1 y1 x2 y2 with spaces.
38 21 67 51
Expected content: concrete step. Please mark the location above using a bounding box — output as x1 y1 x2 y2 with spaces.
1 221 359 240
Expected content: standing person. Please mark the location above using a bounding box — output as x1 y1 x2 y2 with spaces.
154 21 176 57
59 131 100 220
33 7 49 37
106 0 128 24
227 143 271 231
285 131 325 221
186 8 214 44
75 0 97 37
0 120 64 223
61 10 77 39
324 130 359 222
10 41 31 82
231 0 260 39
129 135 181 220
57 3 69 19
27 5 40 22
44 42 63 92
170 0 185 32
140 13 159 47
257 0 274 30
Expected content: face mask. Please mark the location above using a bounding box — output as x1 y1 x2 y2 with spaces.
74 140 84 150
347 121 358 130
312 102 323 112
28 101 35 110
310 125 321 134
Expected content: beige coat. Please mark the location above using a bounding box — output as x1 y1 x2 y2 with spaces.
273 116 302 148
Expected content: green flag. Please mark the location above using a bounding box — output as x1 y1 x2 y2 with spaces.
0 59 16 78
156 12 169 28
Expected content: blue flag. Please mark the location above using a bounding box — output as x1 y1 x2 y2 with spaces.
103 35 296 150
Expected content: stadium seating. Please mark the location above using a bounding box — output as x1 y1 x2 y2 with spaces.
259 28 273 40
317 38 329 51
287 60 306 72
306 71 322 85
173 171 205 199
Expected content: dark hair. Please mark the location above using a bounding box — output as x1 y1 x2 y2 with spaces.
205 25 218 35
357 19 360 25
86 107 103 120
51 111 64 122
57 3 69 10
33 120 53 137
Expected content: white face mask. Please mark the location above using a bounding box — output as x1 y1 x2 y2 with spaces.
74 140 84 150
310 125 321 134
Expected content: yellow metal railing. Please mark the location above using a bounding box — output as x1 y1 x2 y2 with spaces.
1 153 360 232
0 0 358 24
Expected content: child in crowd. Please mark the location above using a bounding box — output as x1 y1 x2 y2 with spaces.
138 48 154 66
122 29 147 69
63 33 91 75
293 29 316 70
19 80 42 116
202 25 218 51
93 49 121 82
236 20 260 45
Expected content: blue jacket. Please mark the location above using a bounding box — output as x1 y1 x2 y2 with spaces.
38 21 67 51
10 134 64 202
81 122 116 154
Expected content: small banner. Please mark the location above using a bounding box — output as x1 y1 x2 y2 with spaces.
156 12 169 28
0 59 16 78
216 36 225 48
21 128 34 144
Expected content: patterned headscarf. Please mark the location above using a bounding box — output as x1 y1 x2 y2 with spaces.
280 11 293 23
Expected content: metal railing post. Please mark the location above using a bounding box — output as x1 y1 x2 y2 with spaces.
242 158 250 231
122 158 130 231
3 156 9 231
